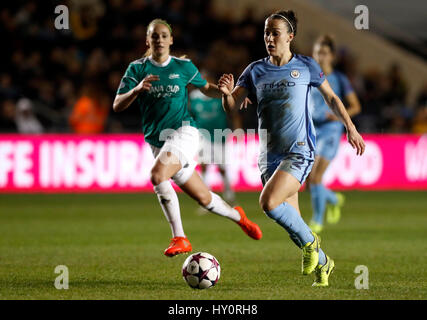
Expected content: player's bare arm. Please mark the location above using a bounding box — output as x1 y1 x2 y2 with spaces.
318 79 365 156
199 82 223 99
113 74 159 112
344 92 362 117
325 91 361 121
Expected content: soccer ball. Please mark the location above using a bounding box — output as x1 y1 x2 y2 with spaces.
182 252 220 289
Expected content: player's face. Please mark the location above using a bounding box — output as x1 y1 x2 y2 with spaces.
264 18 293 56
313 44 333 67
146 24 173 57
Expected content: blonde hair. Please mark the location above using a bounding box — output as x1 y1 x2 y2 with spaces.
144 19 173 57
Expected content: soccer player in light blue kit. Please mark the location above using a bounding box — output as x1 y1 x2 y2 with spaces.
307 35 361 233
219 10 365 286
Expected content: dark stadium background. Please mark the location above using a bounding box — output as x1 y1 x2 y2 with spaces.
1 0 426 135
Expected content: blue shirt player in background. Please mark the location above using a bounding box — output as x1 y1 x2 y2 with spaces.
307 35 361 234
219 10 365 287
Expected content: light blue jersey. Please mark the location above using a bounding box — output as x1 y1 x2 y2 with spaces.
310 71 354 161
236 54 325 183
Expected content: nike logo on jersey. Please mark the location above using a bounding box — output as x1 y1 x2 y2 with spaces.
169 73 180 79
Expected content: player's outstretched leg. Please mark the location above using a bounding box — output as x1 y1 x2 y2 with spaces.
180 171 262 240
265 201 327 275
260 170 332 277
206 193 262 240
234 206 263 240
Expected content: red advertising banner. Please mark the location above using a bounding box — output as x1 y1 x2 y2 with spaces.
0 134 426 192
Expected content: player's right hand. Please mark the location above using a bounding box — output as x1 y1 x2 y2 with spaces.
134 74 160 93
347 126 365 156
218 74 234 96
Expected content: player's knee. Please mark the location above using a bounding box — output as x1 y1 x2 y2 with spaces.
150 168 168 186
259 193 279 213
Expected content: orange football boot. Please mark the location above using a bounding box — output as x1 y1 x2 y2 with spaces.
164 236 192 257
234 206 263 240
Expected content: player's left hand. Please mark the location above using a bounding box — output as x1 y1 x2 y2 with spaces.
347 126 365 156
218 74 234 96
240 97 252 110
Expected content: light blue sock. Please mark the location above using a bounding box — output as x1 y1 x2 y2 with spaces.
321 185 337 205
289 233 303 248
265 202 315 247
310 184 327 225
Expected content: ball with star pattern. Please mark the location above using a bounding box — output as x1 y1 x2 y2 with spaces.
182 252 220 289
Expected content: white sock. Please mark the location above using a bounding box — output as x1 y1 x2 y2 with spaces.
153 181 185 238
204 192 241 222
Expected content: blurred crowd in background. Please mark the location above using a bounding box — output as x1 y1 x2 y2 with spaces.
1 0 426 135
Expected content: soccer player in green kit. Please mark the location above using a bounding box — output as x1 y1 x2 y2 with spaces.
189 71 237 205
113 19 262 257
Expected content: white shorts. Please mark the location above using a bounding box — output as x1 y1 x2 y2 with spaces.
150 126 199 185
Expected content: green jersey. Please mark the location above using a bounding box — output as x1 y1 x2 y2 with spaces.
117 55 207 147
189 90 229 142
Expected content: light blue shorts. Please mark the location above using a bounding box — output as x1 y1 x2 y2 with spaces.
315 123 343 161
260 151 315 186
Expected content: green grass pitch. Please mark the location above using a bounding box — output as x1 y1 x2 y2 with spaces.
0 191 426 300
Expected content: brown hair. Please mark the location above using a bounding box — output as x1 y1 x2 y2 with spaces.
315 34 336 54
269 10 298 36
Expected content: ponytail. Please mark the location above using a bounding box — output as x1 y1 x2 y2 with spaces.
143 48 152 57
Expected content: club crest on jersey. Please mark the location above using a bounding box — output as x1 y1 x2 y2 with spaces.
290 70 300 79
169 73 180 79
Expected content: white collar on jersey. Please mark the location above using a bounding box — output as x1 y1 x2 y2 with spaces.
148 55 171 67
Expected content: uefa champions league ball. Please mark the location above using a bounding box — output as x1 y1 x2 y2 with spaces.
182 252 220 289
